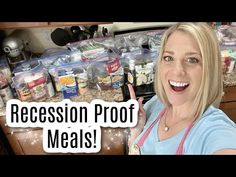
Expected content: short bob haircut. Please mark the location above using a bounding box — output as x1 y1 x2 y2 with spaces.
155 22 223 119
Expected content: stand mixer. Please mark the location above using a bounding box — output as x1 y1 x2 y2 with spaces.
2 35 33 71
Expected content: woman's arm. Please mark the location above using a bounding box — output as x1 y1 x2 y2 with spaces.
213 149 236 155
127 84 146 147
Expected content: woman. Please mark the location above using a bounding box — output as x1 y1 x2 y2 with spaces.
128 22 236 155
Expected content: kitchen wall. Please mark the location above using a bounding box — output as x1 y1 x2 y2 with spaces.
3 22 176 54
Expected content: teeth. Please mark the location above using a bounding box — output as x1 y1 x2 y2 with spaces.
169 80 189 87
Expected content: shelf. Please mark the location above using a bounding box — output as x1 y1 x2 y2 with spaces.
0 22 111 29
0 22 49 29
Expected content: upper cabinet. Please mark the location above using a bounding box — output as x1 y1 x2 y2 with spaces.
0 22 49 29
48 22 110 27
0 22 111 29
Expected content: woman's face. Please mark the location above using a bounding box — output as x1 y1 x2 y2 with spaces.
160 30 202 107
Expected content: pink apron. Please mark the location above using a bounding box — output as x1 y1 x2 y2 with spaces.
129 108 195 155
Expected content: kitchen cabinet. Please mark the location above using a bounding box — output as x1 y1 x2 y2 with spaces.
1 115 126 155
0 22 111 29
0 22 49 29
1 124 126 155
220 86 236 123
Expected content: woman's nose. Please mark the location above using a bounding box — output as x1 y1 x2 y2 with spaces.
173 61 186 75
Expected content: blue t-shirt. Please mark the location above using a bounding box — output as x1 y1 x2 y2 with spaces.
133 95 236 154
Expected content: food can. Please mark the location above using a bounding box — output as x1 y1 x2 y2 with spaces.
0 95 4 108
0 85 13 103
17 83 32 101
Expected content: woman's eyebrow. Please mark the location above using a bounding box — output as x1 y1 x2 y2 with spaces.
185 52 201 56
163 51 202 57
163 50 174 54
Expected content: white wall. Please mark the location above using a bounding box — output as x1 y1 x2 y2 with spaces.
4 27 63 53
100 22 176 32
3 22 176 54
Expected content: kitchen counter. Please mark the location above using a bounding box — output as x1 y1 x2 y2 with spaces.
223 71 236 87
0 88 128 155
1 70 236 155
0 88 124 116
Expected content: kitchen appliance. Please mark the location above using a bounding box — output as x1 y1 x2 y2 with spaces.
2 31 35 71
51 25 99 46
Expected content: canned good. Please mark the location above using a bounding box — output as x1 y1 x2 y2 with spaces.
1 67 12 83
0 85 13 103
0 95 4 108
17 83 32 101
0 71 8 88
76 71 88 95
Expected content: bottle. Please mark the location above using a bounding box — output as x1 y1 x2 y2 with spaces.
46 74 55 98
127 59 136 86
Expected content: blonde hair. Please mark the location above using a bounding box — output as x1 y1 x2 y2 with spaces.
155 22 223 119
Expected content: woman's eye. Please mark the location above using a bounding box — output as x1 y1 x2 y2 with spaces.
187 57 199 63
163 56 173 62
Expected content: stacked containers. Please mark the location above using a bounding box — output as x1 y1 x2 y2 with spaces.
51 61 90 99
39 49 82 92
87 53 124 91
12 60 54 101
127 52 157 87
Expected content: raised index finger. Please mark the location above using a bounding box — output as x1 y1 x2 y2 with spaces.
127 84 136 100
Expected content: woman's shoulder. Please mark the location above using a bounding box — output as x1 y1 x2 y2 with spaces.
201 106 236 126
194 106 236 134
185 106 236 154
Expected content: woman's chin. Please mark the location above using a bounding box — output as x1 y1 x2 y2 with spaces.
167 96 188 106
169 101 186 107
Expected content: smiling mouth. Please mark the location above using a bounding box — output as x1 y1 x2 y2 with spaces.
169 80 189 92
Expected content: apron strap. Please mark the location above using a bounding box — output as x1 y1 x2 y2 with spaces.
176 122 194 155
137 108 166 147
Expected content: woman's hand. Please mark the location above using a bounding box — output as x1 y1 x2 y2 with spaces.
127 84 147 147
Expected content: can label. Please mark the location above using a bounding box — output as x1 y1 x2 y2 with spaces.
17 84 32 101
